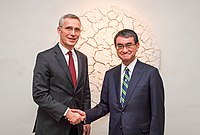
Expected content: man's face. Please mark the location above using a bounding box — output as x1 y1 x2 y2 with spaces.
57 18 81 49
115 36 139 66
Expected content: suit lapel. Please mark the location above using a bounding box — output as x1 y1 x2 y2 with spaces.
123 60 144 109
113 65 122 108
53 44 74 87
75 49 82 90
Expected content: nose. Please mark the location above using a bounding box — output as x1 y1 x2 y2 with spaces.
70 29 76 35
122 46 128 52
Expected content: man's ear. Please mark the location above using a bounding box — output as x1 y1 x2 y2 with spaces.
136 42 140 51
57 27 61 35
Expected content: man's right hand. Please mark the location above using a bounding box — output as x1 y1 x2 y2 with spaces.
65 109 86 125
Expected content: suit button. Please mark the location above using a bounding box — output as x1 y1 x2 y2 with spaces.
122 111 124 114
120 126 123 129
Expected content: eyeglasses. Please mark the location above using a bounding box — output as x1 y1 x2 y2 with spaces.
59 26 81 33
116 43 136 50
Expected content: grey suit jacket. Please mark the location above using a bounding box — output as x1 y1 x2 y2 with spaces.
86 60 164 135
32 44 91 135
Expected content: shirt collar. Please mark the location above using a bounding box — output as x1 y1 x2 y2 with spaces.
58 42 76 55
121 59 137 74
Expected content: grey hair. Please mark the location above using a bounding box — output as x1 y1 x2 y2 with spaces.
58 14 81 26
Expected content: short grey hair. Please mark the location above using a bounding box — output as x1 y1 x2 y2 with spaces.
58 14 81 26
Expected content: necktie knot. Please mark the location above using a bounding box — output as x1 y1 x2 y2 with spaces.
68 51 72 56
125 67 129 73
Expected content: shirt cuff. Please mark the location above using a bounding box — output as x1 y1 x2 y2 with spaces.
63 107 70 116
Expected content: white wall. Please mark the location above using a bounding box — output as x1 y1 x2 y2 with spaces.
0 0 200 134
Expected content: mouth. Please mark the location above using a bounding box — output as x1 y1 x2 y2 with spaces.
68 37 77 42
121 52 129 56
121 53 131 58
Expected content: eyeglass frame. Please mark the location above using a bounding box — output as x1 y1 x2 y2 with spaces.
115 43 136 50
59 26 81 33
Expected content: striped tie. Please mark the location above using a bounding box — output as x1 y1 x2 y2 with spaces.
121 67 130 107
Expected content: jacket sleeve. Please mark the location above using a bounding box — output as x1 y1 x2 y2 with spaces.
32 53 67 122
149 68 165 135
85 71 110 124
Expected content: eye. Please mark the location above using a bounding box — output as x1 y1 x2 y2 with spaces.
65 27 73 31
117 44 124 49
126 43 132 47
74 28 81 32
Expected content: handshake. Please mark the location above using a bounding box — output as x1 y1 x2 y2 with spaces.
65 109 86 125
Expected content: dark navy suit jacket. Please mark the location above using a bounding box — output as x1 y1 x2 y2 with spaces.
86 60 164 135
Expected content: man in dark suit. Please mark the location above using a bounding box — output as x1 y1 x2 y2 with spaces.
32 14 91 135
75 29 165 135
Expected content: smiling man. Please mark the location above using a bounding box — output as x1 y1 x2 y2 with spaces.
32 14 91 135
74 29 165 135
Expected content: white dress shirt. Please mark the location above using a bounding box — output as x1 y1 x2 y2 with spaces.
120 59 137 103
59 43 78 79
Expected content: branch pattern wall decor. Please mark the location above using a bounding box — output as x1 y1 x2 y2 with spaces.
76 6 160 105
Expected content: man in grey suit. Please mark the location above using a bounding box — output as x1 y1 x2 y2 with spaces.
32 14 91 135
75 29 165 135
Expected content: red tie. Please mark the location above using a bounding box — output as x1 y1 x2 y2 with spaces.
68 51 76 88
